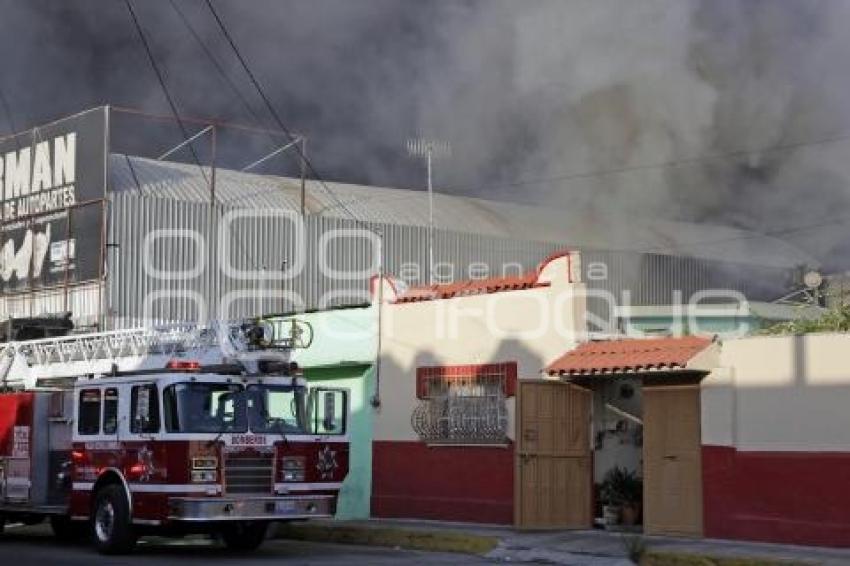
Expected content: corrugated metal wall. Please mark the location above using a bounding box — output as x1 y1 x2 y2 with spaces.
106 193 564 326
102 193 793 329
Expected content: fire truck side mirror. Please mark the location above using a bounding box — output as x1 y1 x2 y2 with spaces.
310 388 347 435
323 392 336 431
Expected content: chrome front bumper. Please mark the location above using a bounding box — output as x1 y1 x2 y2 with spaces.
168 494 335 522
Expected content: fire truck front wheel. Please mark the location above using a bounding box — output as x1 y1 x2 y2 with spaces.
220 521 268 552
91 485 137 554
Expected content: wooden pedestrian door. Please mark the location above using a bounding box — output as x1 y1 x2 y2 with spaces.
643 385 703 537
516 381 591 529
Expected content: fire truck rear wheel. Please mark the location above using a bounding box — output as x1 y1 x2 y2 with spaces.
91 485 136 554
220 521 268 551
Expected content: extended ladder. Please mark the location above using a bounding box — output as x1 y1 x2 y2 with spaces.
0 324 231 390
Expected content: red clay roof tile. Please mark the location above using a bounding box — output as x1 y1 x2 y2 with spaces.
545 336 713 376
390 250 576 303
395 270 544 303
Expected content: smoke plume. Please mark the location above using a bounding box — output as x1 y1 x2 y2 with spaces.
1 0 849 267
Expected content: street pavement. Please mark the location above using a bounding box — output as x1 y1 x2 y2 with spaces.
0 523 496 565
7 520 849 565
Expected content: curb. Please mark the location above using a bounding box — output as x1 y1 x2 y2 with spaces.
642 550 812 566
273 522 499 555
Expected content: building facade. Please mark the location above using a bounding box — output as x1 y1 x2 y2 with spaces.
371 252 584 523
531 332 850 548
702 333 850 547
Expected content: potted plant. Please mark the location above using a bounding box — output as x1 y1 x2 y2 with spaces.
599 470 621 527
600 467 643 526
619 471 643 526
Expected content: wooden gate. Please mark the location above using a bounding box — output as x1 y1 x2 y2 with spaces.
643 385 703 536
515 381 591 528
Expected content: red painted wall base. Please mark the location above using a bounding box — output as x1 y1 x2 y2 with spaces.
703 445 850 548
371 441 514 524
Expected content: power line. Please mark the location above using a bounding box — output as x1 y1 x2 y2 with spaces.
468 128 850 195
167 0 280 149
124 0 264 277
124 0 209 186
619 214 850 257
171 0 375 232
0 86 19 149
0 88 15 134
202 0 371 231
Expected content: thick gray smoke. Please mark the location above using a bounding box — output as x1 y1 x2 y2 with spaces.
413 1 850 268
1 0 849 267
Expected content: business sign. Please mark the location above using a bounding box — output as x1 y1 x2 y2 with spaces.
0 107 107 292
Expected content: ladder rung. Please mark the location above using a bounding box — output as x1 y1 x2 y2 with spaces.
0 324 229 386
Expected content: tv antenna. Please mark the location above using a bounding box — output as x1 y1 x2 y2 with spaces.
775 268 824 306
407 138 451 285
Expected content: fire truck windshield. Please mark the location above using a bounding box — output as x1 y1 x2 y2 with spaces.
163 382 248 433
247 384 309 434
162 382 309 434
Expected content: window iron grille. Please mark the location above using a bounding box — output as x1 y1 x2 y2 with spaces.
411 371 508 444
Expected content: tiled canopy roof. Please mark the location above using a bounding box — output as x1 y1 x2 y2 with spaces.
545 336 713 376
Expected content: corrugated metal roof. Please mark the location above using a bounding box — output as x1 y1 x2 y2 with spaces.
616 302 826 322
545 336 713 376
109 154 814 269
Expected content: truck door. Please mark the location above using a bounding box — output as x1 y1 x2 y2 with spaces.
308 388 349 485
46 391 74 505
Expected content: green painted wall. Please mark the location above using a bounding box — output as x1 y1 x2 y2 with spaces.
269 306 377 520
304 364 374 519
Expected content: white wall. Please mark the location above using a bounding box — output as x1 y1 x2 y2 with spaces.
375 253 585 442
702 333 850 451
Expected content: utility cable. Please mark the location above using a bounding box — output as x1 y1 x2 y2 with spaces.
125 0 266 279
608 213 850 258
467 129 850 195
202 1 387 408
203 0 372 231
0 86 19 149
125 0 209 187
167 0 281 148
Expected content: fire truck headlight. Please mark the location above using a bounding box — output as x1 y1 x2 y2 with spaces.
191 470 217 483
282 469 305 482
280 456 305 482
192 457 218 470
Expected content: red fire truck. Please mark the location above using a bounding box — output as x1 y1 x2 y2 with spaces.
0 321 349 554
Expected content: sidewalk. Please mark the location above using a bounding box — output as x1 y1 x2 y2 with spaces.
275 519 850 565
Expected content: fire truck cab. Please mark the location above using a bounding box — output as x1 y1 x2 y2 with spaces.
0 325 349 554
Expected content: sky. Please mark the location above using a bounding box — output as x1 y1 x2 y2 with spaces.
2 0 850 270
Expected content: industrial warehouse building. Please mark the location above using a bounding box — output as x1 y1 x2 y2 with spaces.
0 107 814 331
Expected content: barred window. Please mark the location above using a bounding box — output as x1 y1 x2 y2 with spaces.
411 363 516 445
